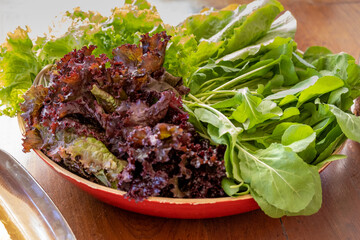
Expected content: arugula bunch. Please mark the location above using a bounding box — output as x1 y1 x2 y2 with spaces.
179 6 360 217
1 0 360 217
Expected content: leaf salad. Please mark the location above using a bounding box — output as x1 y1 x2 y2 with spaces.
2 0 360 217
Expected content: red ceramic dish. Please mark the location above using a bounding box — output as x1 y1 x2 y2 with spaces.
17 114 341 219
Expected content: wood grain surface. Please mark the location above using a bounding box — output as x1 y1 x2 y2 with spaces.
1 0 360 239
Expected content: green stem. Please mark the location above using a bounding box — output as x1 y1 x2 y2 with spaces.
203 62 276 102
214 63 273 91
198 76 232 90
200 82 218 94
195 90 238 98
182 99 194 105
187 93 203 104
232 77 264 90
240 135 270 141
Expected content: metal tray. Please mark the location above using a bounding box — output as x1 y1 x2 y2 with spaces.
0 149 75 240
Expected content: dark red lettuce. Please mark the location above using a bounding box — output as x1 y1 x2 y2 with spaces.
21 32 226 199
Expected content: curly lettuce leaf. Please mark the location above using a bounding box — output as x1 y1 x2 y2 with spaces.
20 85 48 115
22 129 43 152
59 0 164 57
35 0 165 62
37 34 81 64
0 27 41 116
91 85 120 113
64 137 127 187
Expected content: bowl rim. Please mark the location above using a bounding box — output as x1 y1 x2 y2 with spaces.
18 112 254 204
17 64 344 205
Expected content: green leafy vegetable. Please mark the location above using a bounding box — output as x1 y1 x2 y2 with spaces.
252 165 321 217
181 0 360 218
281 124 317 163
297 76 344 107
327 104 360 142
0 27 41 116
91 85 120 113
230 88 282 130
238 143 315 212
64 137 127 187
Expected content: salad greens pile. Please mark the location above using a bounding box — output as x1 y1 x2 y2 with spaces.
1 0 360 217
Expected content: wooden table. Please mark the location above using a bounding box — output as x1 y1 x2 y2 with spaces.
1 0 360 239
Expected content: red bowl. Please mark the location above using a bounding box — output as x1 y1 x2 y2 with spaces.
18 113 342 219
33 149 260 219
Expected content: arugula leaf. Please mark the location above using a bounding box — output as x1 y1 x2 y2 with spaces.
279 95 298 106
189 61 240 94
219 37 291 63
221 177 250 197
313 117 335 135
312 53 354 80
279 54 299 85
261 39 294 60
272 122 301 140
280 107 300 120
292 51 316 70
313 132 346 166
231 88 282 130
238 143 315 212
281 124 317 163
328 87 349 107
221 177 242 196
251 165 321 218
327 104 360 142
297 76 344 107
346 59 360 89
303 46 333 63
265 76 318 100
